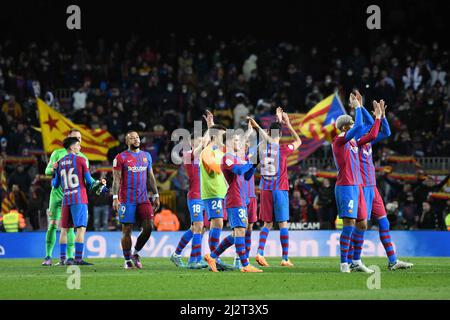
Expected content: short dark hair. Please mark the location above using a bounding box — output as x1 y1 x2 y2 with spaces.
269 122 282 131
62 137 80 150
210 124 227 131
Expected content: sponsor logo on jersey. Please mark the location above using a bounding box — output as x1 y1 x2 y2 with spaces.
127 166 147 172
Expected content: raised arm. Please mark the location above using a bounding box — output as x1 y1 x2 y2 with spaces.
355 90 375 126
357 100 382 145
372 100 391 144
247 117 278 144
345 106 363 141
282 112 302 150
193 110 215 157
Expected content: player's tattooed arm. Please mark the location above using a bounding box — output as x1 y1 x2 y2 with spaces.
148 167 160 211
112 170 121 212
281 112 302 150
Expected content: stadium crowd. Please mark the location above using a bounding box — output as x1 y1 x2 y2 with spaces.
0 33 449 232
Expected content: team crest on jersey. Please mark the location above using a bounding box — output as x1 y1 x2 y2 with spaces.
143 157 148 163
363 148 372 156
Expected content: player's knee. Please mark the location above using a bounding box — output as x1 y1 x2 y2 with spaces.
49 220 58 226
356 220 368 230
192 222 203 233
343 218 355 227
234 227 246 237
278 221 288 229
122 225 133 236
264 222 273 230
211 218 223 229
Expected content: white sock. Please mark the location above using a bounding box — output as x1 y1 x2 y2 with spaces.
133 248 140 256
353 259 361 265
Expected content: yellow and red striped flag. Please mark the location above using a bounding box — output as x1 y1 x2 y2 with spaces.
299 93 346 142
37 98 119 161
259 114 324 167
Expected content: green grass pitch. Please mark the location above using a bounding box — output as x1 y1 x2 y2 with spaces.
0 257 449 300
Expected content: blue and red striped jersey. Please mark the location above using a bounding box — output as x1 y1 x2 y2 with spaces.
259 143 295 191
332 133 362 186
358 144 376 186
221 153 253 208
356 118 381 187
53 153 93 205
183 150 201 200
113 150 152 204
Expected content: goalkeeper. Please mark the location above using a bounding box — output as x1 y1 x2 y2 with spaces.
42 129 90 266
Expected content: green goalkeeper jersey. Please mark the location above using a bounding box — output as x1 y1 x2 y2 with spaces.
45 148 90 200
199 145 227 200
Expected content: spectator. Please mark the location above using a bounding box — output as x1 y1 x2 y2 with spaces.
2 95 22 121
7 165 31 193
402 61 423 91
72 87 87 111
0 205 26 232
242 54 258 82
154 206 180 231
310 173 336 229
233 94 250 129
419 201 445 230
27 184 44 230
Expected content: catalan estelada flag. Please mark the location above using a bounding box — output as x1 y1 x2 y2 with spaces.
259 114 324 167
299 93 346 141
37 98 119 161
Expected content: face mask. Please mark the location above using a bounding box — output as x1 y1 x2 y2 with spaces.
167 85 173 92
347 70 353 76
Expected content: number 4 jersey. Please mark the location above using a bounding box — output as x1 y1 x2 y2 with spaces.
52 153 94 205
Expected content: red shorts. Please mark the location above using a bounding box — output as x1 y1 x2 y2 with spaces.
247 198 258 223
371 187 387 218
203 207 227 228
356 185 368 221
259 189 289 222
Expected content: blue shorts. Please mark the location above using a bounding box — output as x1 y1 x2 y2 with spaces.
260 190 289 222
118 202 153 224
204 198 224 221
187 199 205 223
335 185 359 219
61 204 88 229
362 186 375 220
228 206 248 229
